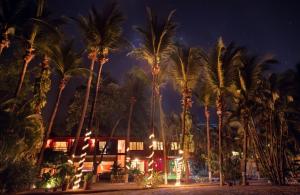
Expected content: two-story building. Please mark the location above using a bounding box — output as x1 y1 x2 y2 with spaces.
46 136 194 179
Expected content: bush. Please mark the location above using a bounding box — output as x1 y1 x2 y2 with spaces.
135 171 163 188
0 160 37 194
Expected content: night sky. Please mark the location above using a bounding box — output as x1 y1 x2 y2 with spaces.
45 0 300 127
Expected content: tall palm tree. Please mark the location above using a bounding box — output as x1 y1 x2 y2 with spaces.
194 84 214 183
122 67 148 182
231 52 275 185
156 64 169 184
37 40 87 166
71 3 125 175
202 37 242 186
170 46 202 183
13 0 61 102
130 8 176 184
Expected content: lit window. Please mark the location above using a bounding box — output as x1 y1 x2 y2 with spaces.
153 141 163 150
118 140 125 153
129 142 144 150
171 142 178 150
53 141 68 152
99 141 107 154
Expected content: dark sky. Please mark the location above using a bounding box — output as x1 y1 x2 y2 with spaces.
45 0 300 126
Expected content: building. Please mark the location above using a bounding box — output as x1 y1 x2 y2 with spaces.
45 136 195 179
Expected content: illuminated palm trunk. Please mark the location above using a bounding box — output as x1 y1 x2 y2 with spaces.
205 105 212 183
125 97 136 183
71 50 97 157
216 95 223 186
181 85 191 183
37 78 67 166
241 114 248 185
88 57 107 179
159 95 168 184
14 46 35 100
147 63 159 186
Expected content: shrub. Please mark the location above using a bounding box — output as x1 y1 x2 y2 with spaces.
0 160 37 194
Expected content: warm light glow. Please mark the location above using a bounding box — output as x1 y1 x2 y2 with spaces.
175 157 183 186
179 149 184 154
90 139 95 147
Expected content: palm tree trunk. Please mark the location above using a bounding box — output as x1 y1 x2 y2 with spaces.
125 97 136 183
14 47 35 99
216 96 223 186
147 66 157 184
205 105 212 183
242 117 248 186
181 87 189 183
89 58 105 178
71 51 97 157
159 95 168 184
37 78 66 166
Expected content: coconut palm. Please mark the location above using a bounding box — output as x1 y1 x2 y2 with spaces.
13 0 61 102
37 40 87 166
130 8 176 184
121 67 148 182
201 37 243 186
230 52 276 185
156 64 169 184
169 46 202 183
194 84 214 183
71 2 125 175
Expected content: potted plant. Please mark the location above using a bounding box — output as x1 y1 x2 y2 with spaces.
83 172 93 190
55 162 75 191
110 162 124 183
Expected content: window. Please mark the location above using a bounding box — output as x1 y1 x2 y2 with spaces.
118 140 125 153
171 142 178 150
53 141 67 152
153 141 163 150
129 142 144 150
99 141 107 154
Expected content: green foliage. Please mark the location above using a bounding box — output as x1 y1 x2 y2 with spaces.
223 155 241 182
169 46 202 92
84 172 93 182
130 8 176 66
111 162 123 176
74 2 125 54
0 160 37 194
30 61 51 113
136 171 163 188
0 107 44 171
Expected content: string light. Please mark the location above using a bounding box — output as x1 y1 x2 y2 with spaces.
73 128 91 190
175 156 183 186
147 133 155 186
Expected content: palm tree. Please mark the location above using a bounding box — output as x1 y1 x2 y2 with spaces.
71 3 125 175
0 0 31 55
37 40 87 166
231 52 275 185
194 84 214 183
156 64 169 184
202 37 243 186
169 46 202 183
13 0 61 102
122 67 148 182
130 8 176 184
